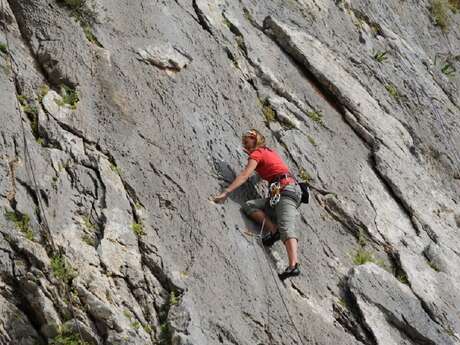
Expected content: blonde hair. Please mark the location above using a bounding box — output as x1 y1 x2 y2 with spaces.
243 129 266 149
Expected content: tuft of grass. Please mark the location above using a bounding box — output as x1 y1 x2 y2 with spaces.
18 95 38 117
261 100 277 123
131 321 141 330
337 297 348 309
37 84 49 102
169 291 179 306
385 84 400 100
449 0 460 11
4 210 34 240
55 85 79 109
396 272 409 285
159 322 171 345
307 109 324 125
60 85 79 109
352 16 365 31
131 222 145 236
142 324 152 334
445 325 455 337
262 104 276 122
373 51 388 63
0 42 7 55
82 215 95 231
307 135 317 146
157 290 181 344
281 119 296 130
299 168 312 183
58 0 100 45
82 24 102 46
352 247 374 265
110 163 121 175
17 94 28 104
222 16 232 29
81 234 96 246
299 169 312 183
427 259 440 272
51 255 77 284
22 104 38 116
441 63 456 76
18 95 42 141
123 309 132 320
431 0 449 31
50 326 89 345
352 247 385 267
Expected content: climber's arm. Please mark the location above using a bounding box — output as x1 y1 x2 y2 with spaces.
212 159 258 203
225 159 258 193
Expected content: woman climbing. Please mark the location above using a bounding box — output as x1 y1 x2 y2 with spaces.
213 129 302 280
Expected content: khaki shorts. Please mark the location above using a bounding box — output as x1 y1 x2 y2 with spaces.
241 183 302 242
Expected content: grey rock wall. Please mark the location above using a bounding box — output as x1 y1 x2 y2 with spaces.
0 0 459 344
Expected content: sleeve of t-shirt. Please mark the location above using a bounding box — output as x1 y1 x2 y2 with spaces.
249 149 263 163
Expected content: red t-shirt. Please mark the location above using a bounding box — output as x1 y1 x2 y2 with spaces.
249 147 294 185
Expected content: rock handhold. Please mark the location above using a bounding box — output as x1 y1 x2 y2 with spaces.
42 90 73 121
348 263 456 345
268 96 302 129
137 44 191 71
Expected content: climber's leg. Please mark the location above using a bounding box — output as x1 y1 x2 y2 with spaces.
284 238 298 267
275 188 302 280
248 210 278 234
241 199 277 233
242 198 281 246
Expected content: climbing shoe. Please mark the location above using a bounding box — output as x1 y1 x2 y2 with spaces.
278 263 301 281
262 230 280 247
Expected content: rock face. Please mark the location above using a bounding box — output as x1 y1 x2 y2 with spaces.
0 0 459 344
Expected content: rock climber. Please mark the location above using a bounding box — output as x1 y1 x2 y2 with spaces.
213 129 302 280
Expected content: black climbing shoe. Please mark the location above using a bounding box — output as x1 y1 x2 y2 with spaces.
262 231 280 247
278 263 301 281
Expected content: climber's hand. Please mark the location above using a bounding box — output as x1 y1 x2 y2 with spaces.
212 191 229 204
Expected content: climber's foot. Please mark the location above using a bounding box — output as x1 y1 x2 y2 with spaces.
278 263 300 281
262 230 280 247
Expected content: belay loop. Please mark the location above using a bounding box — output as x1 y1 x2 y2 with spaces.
269 181 282 206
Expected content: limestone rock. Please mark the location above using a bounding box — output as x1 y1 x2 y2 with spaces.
0 0 459 344
137 44 191 71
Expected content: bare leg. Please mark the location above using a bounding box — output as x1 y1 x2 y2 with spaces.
284 239 298 267
248 210 277 234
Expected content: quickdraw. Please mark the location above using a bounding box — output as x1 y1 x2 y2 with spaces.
269 181 282 206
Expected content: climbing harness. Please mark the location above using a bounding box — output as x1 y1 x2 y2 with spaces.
269 181 282 206
269 173 310 206
268 173 293 207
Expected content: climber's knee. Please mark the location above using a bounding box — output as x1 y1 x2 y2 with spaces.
241 198 267 216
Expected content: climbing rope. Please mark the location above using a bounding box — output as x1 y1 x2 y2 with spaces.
0 1 56 253
249 219 274 344
431 97 460 179
0 2 85 343
255 220 307 345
